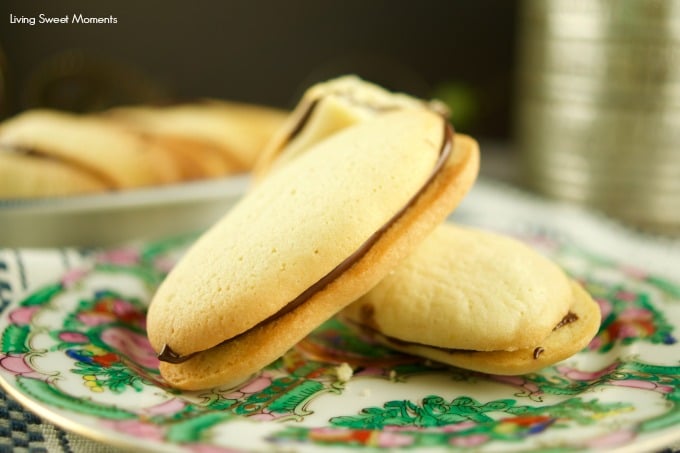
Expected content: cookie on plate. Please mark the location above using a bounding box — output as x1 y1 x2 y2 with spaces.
341 223 601 375
146 108 479 390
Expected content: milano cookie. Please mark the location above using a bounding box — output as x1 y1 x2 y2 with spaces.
0 144 109 199
105 99 288 172
341 223 601 375
0 109 183 197
146 108 479 390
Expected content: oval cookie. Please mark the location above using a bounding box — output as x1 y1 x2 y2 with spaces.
146 108 479 389
0 109 183 190
342 223 601 375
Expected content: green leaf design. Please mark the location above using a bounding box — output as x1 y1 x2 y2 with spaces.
140 233 197 265
94 263 163 287
17 376 136 420
165 412 234 443
646 276 680 299
269 379 324 413
19 283 62 307
1 324 30 353
331 396 630 431
626 361 680 376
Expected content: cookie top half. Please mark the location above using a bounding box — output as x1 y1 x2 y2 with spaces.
146 108 478 361
254 75 446 178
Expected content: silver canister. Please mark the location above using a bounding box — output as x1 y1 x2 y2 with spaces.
515 0 680 236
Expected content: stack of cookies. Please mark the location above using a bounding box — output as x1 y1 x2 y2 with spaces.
146 76 601 390
0 100 287 199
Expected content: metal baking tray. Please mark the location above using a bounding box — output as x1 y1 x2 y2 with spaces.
0 174 249 248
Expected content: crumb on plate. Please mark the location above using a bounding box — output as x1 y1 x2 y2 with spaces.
335 362 353 382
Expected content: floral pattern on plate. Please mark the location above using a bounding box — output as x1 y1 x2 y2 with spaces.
1 223 680 452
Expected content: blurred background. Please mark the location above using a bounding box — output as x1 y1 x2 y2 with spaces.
1 0 679 236
0 0 516 139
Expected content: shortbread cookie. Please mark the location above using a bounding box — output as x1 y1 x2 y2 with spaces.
0 146 108 198
254 75 447 178
341 224 601 375
0 109 183 194
147 108 479 390
106 100 288 171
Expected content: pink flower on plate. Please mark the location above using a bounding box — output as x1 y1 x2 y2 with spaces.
77 312 115 326
586 429 635 448
101 419 164 441
100 327 159 369
249 412 278 422
555 362 619 381
615 290 638 302
8 307 40 325
440 421 476 432
239 376 271 394
0 354 44 379
109 300 145 326
450 434 489 447
97 248 140 265
58 331 89 344
597 298 613 320
376 430 414 447
153 256 177 273
111 299 137 317
223 374 272 399
619 307 652 321
621 266 648 280
61 268 88 288
609 379 673 394
616 323 640 339
142 398 186 417
587 336 604 351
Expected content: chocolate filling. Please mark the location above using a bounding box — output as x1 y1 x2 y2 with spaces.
158 117 454 364
553 311 578 330
346 311 579 357
528 311 580 359
281 89 445 160
286 98 320 143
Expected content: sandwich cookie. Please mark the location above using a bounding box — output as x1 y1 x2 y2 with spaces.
0 144 108 198
105 99 288 172
146 108 479 390
253 75 447 178
0 109 183 197
341 223 601 375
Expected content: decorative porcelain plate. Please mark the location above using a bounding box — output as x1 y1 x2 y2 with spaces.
1 180 679 452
